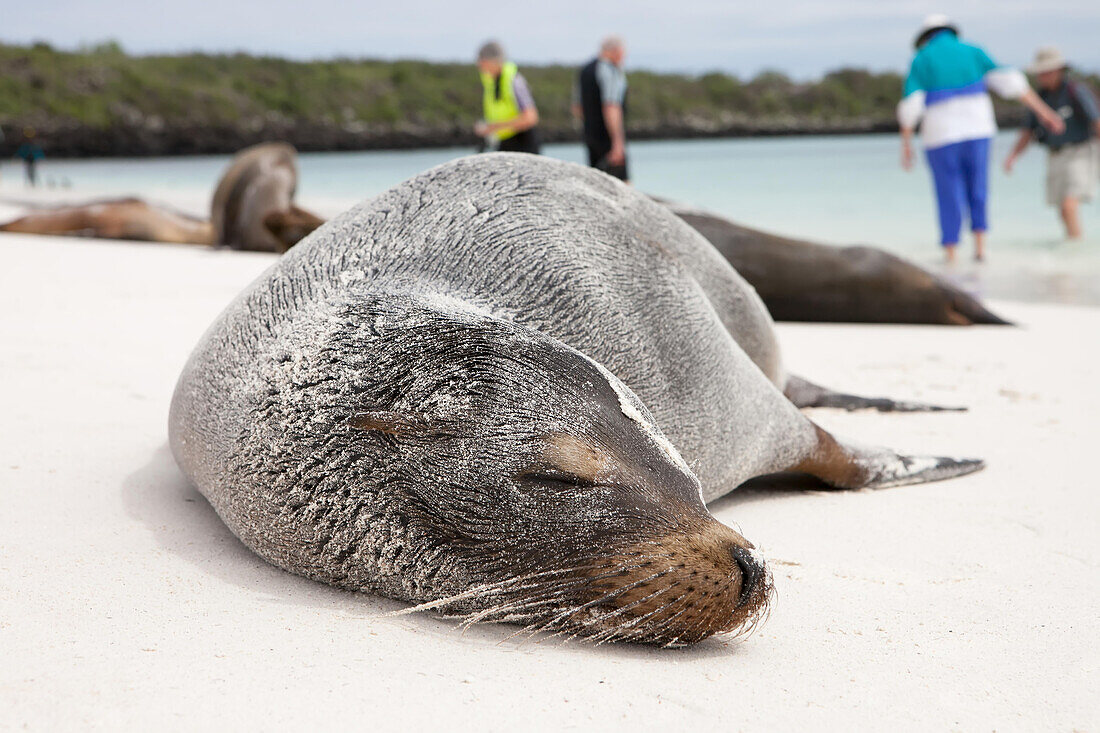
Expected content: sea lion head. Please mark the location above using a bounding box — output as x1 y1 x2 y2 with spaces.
211 143 323 253
279 290 772 646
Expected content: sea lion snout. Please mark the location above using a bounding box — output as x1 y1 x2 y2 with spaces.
566 519 772 646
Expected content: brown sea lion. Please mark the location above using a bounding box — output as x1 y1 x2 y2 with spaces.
210 142 323 253
666 203 1011 326
170 153 982 647
0 197 212 244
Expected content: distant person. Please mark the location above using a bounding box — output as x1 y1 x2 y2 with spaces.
1004 47 1100 240
15 128 45 188
897 15 1064 263
573 36 629 182
473 41 541 154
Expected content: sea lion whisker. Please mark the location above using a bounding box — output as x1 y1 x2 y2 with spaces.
586 588 688 645
645 600 699 647
573 571 677 627
536 568 678 641
485 563 672 635
615 590 695 644
384 570 576 618
458 591 584 628
593 590 694 645
682 585 730 641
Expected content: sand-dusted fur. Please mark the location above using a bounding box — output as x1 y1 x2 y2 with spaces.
171 154 981 646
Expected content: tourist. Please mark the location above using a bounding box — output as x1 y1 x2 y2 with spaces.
897 15 1064 263
1004 47 1100 240
474 41 541 154
573 36 629 182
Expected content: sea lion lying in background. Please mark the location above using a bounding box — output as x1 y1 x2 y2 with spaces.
0 197 212 244
0 142 322 253
667 203 1011 326
210 142 323 253
170 153 981 647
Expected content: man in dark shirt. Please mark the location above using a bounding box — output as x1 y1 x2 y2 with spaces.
1004 47 1100 239
572 36 629 182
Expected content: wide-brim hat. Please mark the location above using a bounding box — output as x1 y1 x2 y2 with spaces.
914 13 958 49
1029 46 1068 74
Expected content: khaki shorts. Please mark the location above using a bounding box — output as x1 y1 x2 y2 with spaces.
1047 140 1098 206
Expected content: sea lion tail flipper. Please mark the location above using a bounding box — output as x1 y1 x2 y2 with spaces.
942 286 1014 326
784 374 964 413
796 424 984 489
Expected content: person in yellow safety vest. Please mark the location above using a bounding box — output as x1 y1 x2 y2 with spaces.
474 41 541 154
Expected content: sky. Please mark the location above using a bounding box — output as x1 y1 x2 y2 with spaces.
3 0 1099 79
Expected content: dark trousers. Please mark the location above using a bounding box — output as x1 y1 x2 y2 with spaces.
585 141 629 181
499 127 541 154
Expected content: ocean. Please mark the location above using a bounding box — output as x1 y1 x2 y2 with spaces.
2 132 1098 305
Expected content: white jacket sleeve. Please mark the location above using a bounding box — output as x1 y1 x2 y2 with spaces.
897 91 926 130
985 68 1028 99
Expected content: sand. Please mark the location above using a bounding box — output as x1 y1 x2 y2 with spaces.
1 231 1097 731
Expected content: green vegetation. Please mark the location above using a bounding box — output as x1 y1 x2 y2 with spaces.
1 42 1096 157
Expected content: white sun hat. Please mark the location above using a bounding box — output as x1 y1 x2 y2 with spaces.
1028 46 1069 74
914 14 959 49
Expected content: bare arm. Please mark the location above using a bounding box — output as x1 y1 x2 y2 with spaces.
603 103 626 164
1003 128 1034 173
899 126 915 171
571 103 582 121
475 107 539 138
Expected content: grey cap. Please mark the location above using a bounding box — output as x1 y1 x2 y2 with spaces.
477 41 504 62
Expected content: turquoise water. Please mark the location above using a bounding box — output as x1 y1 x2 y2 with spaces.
2 133 1098 304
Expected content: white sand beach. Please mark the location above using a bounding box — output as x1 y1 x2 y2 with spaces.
1 231 1097 730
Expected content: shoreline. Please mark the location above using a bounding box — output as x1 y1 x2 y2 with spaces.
0 117 1032 159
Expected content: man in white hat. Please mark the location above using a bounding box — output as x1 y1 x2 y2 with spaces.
897 14 1064 263
1004 47 1100 239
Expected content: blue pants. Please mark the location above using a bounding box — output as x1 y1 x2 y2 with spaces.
925 138 990 246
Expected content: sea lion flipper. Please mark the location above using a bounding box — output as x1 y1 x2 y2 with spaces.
263 206 325 252
794 424 984 489
783 374 965 413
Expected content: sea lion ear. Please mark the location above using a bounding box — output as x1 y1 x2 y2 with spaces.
349 410 456 437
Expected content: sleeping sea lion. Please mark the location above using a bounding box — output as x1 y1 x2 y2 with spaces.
170 154 982 647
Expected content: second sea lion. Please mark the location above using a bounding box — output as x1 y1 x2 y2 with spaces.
668 203 1011 326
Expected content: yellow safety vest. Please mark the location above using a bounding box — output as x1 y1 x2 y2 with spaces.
480 61 521 141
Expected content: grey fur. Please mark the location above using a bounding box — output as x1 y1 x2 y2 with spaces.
170 153 981 642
